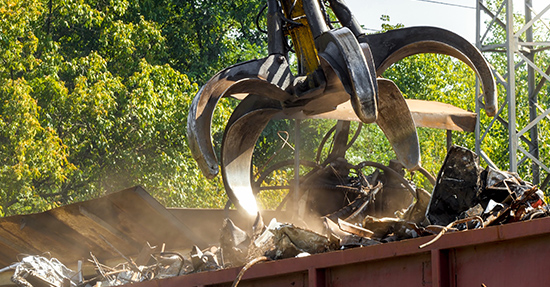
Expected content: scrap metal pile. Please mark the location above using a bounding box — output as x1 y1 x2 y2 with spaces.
3 146 549 287
219 145 550 267
6 248 223 287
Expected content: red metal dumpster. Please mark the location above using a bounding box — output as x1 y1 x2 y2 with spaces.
130 216 550 287
1 187 548 287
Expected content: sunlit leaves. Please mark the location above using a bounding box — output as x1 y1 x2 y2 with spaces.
132 0 267 84
0 78 72 214
0 0 42 79
0 0 247 216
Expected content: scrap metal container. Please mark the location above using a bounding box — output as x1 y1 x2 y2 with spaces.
130 216 550 287
2 187 548 287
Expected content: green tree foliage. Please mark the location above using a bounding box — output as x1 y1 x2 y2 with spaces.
3 0 547 216
125 0 267 83
0 0 265 216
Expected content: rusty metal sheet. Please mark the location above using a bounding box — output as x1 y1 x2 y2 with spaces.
0 186 201 279
295 98 476 132
407 99 477 132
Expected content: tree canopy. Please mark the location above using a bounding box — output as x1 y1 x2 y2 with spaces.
1 0 548 216
0 0 265 216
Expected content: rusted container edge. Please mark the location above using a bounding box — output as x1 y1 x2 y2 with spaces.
127 217 550 287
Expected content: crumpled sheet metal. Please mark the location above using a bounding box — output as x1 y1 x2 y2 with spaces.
426 145 483 226
322 217 380 248
245 218 338 261
0 186 202 276
362 216 406 239
220 218 251 267
402 188 431 225
88 246 222 287
273 224 336 255
11 256 77 287
426 145 549 229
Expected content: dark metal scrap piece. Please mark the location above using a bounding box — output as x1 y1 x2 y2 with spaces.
426 146 483 226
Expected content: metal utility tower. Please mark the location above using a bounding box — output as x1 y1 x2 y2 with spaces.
476 0 550 187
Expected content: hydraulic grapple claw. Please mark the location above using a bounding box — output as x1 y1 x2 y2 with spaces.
316 27 378 123
186 0 497 216
187 55 294 179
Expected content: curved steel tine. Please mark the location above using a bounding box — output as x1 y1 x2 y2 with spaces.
359 26 497 116
376 78 421 170
187 55 294 178
221 95 283 216
316 27 378 123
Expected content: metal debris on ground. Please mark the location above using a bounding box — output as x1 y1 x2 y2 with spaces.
6 246 223 287
220 218 250 267
426 146 549 229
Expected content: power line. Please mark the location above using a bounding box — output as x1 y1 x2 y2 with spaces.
364 27 382 32
414 0 475 10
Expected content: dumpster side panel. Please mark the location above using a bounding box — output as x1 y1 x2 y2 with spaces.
125 217 550 287
210 271 307 287
453 233 550 287
329 253 431 287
